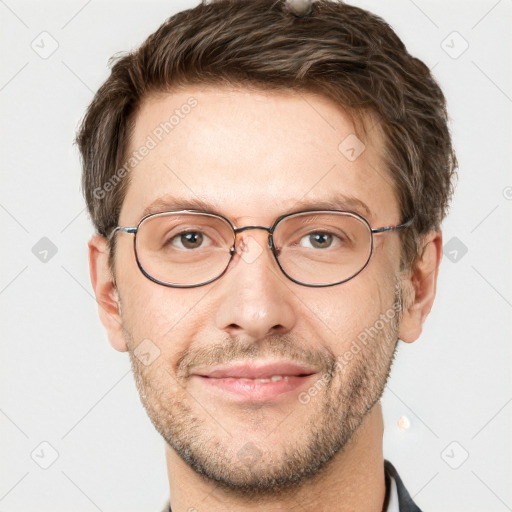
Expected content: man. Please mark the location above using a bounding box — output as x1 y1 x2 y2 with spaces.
76 0 457 510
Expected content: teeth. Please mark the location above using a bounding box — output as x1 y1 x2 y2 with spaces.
236 375 289 382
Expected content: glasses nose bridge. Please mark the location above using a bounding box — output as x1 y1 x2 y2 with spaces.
233 224 274 248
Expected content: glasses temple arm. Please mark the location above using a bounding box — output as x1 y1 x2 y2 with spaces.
107 226 137 242
371 216 414 234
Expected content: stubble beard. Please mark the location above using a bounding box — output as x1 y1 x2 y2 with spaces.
123 281 403 500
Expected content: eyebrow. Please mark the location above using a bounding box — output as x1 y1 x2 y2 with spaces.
139 194 373 224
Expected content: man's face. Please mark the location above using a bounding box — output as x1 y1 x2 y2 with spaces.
111 87 405 495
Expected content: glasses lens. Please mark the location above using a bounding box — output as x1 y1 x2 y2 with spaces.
135 212 234 286
273 211 372 285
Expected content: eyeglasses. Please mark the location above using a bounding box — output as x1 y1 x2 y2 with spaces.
108 209 413 288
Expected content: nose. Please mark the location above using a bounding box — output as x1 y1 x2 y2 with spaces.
214 229 297 341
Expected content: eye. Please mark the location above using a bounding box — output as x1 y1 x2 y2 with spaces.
170 231 211 250
298 231 346 249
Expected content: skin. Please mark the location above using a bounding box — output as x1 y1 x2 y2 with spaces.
89 86 442 512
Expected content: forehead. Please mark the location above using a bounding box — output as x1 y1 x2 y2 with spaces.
119 86 399 226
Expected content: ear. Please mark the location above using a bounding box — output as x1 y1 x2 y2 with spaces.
398 231 443 344
88 234 128 352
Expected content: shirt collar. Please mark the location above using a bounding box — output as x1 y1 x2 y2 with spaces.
384 459 423 512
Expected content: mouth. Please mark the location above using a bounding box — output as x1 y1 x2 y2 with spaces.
191 360 318 402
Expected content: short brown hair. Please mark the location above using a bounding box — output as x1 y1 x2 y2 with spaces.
76 0 457 270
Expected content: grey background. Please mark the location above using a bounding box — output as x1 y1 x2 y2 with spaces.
1 0 511 511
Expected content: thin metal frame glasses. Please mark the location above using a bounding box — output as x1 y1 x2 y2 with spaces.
108 209 413 288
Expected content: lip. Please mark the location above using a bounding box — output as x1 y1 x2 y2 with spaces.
192 360 317 379
193 373 317 402
191 360 318 402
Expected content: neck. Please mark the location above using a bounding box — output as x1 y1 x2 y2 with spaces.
165 401 387 512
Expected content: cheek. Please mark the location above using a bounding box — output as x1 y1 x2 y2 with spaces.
306 270 397 355
118 270 210 351
115 237 202 338
116 247 194 344
120 272 220 375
